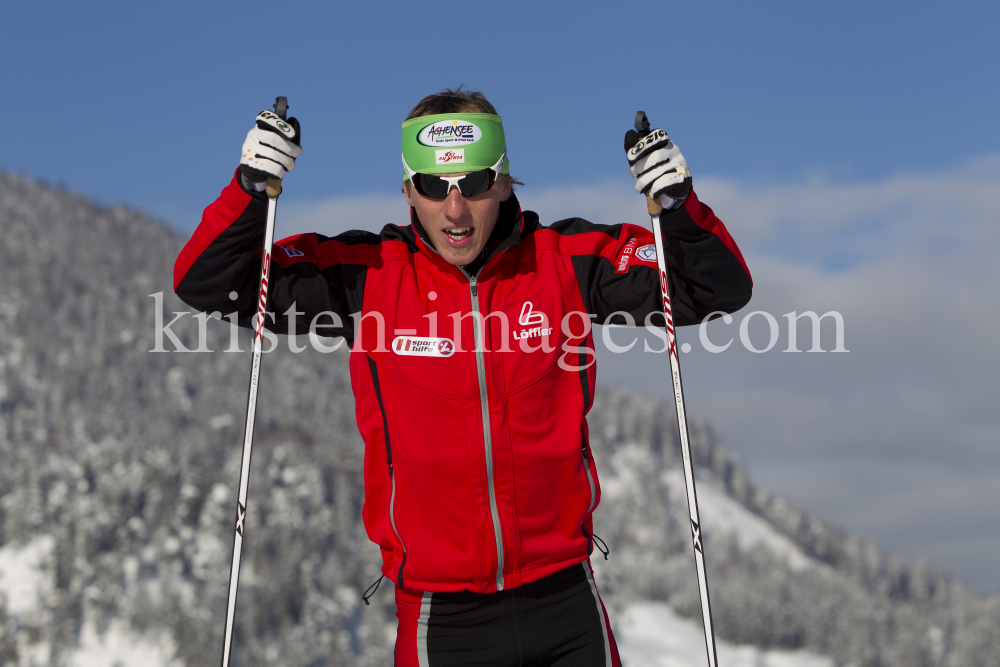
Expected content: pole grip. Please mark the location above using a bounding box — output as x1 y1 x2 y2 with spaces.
646 194 663 216
266 96 288 198
266 177 282 197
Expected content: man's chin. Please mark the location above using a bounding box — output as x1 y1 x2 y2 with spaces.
435 236 481 263
444 245 485 265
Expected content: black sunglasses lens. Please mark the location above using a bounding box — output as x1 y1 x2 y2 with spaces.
457 169 496 197
414 173 450 199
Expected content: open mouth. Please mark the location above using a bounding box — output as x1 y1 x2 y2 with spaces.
444 227 473 240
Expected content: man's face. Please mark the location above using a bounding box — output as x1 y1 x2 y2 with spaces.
403 175 512 267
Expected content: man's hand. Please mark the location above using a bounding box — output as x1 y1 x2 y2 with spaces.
239 111 302 192
624 128 691 210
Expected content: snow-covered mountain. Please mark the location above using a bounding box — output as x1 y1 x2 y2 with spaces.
1 171 998 666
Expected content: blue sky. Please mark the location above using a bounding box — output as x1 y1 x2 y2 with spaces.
2 1 997 227
3 2 999 594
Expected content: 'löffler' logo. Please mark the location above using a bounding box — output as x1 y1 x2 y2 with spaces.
514 302 553 340
518 301 544 326
392 336 455 357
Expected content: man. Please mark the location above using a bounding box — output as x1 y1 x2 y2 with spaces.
175 88 751 666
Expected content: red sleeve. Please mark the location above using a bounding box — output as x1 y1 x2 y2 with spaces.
174 169 255 292
172 169 398 345
683 189 752 286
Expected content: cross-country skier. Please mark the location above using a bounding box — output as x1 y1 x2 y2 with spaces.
174 87 752 666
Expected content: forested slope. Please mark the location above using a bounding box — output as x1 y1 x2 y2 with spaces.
0 171 996 666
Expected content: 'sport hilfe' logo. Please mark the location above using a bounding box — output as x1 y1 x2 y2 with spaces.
392 336 456 357
418 120 482 146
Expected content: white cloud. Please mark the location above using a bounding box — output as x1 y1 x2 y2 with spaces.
277 193 410 240
598 158 1000 594
270 157 1000 594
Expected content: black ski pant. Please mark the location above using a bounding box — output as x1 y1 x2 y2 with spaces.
394 561 621 667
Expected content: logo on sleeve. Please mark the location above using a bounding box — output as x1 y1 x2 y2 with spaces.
392 336 455 357
275 244 305 258
615 237 639 273
636 244 657 263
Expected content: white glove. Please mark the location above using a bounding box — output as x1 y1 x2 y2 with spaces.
625 128 691 209
240 110 302 182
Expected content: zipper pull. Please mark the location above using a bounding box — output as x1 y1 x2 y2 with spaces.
470 276 478 297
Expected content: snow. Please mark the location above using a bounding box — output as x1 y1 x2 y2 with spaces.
1 536 179 666
1 535 839 666
66 619 180 667
662 470 819 571
618 601 834 667
0 534 54 615
0 536 56 665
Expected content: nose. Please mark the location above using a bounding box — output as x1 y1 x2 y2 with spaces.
444 185 470 220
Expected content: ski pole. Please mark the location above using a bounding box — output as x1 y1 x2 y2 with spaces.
220 96 289 667
633 110 720 667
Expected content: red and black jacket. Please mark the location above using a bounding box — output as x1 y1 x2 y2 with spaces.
175 171 752 594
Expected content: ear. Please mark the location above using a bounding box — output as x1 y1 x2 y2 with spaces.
500 178 513 202
402 180 415 207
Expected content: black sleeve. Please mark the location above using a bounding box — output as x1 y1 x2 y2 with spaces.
562 190 752 327
174 174 369 344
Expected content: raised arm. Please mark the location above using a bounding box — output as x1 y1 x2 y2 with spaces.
586 117 753 326
174 169 382 342
174 110 368 343
555 191 750 328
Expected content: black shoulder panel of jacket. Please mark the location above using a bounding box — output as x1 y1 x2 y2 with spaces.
373 223 420 253
175 178 413 348
546 200 751 328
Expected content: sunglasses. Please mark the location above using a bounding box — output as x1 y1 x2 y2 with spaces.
402 151 507 200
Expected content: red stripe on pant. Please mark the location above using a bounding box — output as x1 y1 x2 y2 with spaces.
585 562 623 667
394 584 430 667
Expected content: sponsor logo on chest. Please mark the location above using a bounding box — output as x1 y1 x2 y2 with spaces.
392 336 455 357
513 301 553 340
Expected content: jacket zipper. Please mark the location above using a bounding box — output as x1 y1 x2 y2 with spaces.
468 275 506 591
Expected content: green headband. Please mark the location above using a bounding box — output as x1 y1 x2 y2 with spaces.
401 112 510 180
